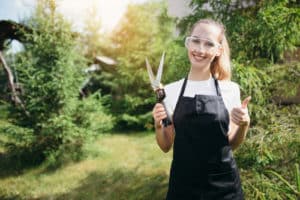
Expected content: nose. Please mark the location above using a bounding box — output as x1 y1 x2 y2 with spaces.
194 43 206 53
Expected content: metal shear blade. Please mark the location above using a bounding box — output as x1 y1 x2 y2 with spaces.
145 52 165 90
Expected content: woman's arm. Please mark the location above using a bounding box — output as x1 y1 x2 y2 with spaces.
228 96 251 150
228 122 249 150
153 103 175 152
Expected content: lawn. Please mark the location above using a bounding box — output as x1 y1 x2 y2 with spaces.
0 132 172 200
1 129 299 199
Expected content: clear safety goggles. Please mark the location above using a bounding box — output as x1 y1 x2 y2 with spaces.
185 36 221 52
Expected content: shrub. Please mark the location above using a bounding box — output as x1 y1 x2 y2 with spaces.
180 0 300 62
4 0 113 166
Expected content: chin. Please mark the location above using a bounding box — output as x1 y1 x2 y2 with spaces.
191 59 210 69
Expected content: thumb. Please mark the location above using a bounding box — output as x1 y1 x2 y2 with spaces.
241 96 251 109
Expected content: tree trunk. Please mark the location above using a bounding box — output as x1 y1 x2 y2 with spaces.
0 51 28 115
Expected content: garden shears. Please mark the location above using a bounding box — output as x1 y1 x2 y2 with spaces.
145 52 173 127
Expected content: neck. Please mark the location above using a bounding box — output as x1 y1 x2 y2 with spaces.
188 65 211 81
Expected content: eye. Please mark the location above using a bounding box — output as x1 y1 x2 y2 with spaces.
205 41 215 47
191 38 201 44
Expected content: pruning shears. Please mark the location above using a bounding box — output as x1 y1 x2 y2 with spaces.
145 52 173 127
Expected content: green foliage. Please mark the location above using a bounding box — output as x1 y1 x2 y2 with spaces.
231 61 272 125
107 1 176 130
266 62 300 98
242 168 300 199
265 165 300 197
73 93 114 133
235 103 300 199
232 60 272 105
180 0 300 62
3 0 113 166
0 67 7 100
236 104 299 168
164 38 190 82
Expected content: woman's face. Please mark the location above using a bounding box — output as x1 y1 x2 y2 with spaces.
186 23 222 69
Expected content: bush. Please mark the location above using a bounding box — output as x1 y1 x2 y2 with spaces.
236 104 300 199
180 0 300 62
3 0 113 166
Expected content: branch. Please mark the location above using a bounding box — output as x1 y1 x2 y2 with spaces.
0 51 29 116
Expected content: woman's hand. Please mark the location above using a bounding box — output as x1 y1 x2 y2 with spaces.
231 96 251 127
152 103 167 128
228 96 251 150
153 103 175 152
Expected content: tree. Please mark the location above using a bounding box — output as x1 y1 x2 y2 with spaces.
5 0 113 166
0 20 31 109
80 4 104 59
108 1 175 130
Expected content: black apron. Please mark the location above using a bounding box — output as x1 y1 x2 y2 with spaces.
166 77 244 200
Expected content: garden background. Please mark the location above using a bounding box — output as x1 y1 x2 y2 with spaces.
0 0 299 199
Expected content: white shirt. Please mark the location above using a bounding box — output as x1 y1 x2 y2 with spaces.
164 77 241 114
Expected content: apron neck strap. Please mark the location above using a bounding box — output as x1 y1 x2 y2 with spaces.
213 76 222 97
179 75 222 97
178 76 188 99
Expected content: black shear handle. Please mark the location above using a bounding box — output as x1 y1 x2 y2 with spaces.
155 88 172 127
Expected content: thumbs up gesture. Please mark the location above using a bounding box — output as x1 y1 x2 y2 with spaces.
231 96 251 126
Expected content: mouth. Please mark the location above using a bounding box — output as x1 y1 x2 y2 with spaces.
191 53 206 62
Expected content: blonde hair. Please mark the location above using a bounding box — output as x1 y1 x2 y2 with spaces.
190 19 231 80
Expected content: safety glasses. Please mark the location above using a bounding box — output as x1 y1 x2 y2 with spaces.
185 36 221 52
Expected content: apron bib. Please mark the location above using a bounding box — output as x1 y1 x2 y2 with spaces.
166 77 244 200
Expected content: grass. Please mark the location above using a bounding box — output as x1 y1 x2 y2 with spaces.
1 129 298 200
0 133 172 200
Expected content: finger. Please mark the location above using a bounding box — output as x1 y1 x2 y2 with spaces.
153 104 165 114
242 115 250 123
231 112 243 122
156 110 166 117
231 115 240 125
242 96 251 109
154 111 167 119
232 114 250 126
156 106 166 112
232 107 246 115
154 109 165 115
154 103 164 110
231 116 247 126
155 114 167 122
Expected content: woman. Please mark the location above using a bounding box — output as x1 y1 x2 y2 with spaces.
152 19 250 199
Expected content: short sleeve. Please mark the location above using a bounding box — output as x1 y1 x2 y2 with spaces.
231 83 242 109
164 79 183 113
219 81 241 113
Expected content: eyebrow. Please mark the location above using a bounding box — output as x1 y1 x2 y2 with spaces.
190 36 220 44
190 36 214 41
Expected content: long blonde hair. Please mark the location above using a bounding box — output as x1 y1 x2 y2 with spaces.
190 19 231 80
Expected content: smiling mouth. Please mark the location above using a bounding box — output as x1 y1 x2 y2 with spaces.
192 53 206 61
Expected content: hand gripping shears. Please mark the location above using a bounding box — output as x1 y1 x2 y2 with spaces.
146 52 173 127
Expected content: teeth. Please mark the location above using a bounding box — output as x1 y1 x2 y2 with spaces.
193 54 205 60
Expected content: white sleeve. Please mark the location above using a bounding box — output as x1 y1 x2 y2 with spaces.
220 81 241 113
232 83 242 108
164 80 183 113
